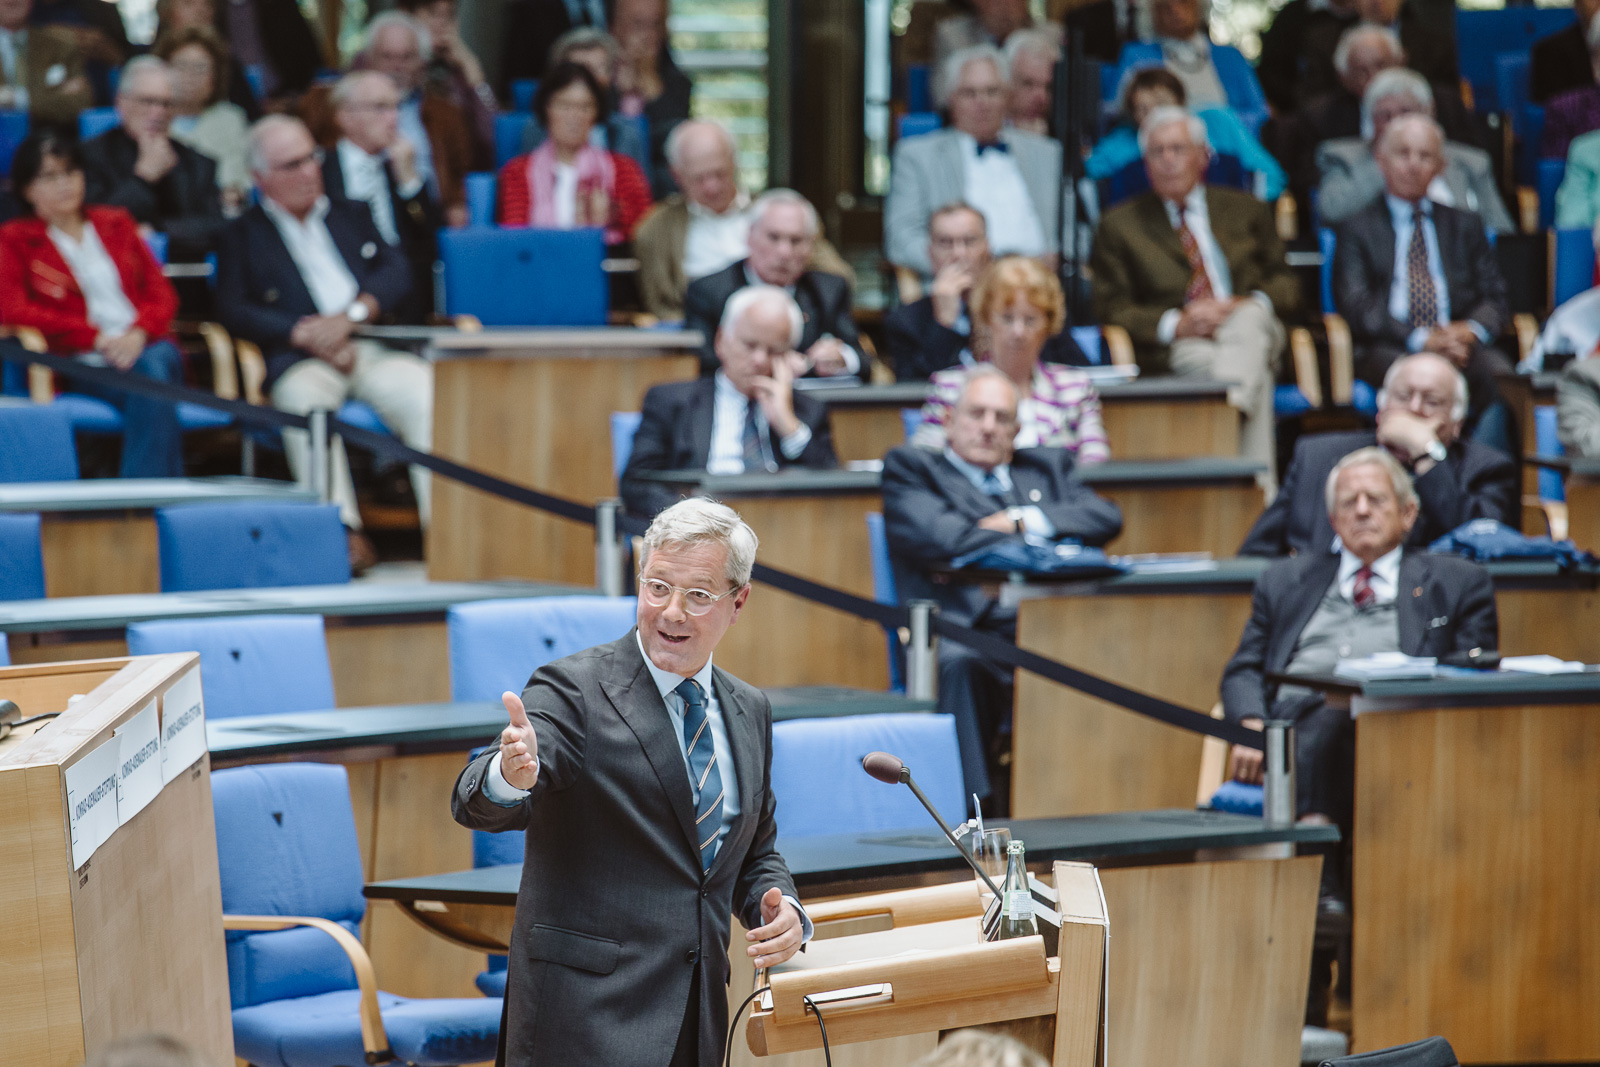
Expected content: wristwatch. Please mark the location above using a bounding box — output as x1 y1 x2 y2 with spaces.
1005 507 1026 534
345 299 371 324
1423 440 1448 464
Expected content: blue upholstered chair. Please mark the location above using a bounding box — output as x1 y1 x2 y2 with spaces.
1538 157 1564 232
610 411 643 483
126 615 336 719
0 108 28 177
1318 227 1378 415
1535 405 1566 504
899 408 925 440
467 746 526 997
0 631 9 665
1457 7 1573 112
0 404 78 481
1207 778 1264 816
154 503 350 592
214 763 501 1067
447 595 638 702
1551 227 1596 308
1071 326 1103 364
772 712 965 837
897 112 941 140
510 79 540 111
865 512 904 693
465 172 496 227
77 107 119 141
0 512 45 600
494 112 526 167
437 227 608 326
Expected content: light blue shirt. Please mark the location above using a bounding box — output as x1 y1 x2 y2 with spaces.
942 447 1056 537
1382 194 1494 352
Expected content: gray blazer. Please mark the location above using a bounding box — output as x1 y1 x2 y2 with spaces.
1558 355 1600 458
1314 137 1513 233
452 632 799 1066
884 127 1064 277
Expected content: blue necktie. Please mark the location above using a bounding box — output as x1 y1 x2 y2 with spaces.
676 678 724 870
975 141 1009 156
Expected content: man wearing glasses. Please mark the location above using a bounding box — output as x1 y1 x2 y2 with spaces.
81 56 223 263
454 496 810 1067
1240 352 1517 557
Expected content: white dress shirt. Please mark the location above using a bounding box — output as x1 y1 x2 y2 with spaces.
1526 285 1600 371
684 191 754 281
48 221 137 340
958 131 1046 258
261 195 360 316
942 447 1056 536
1155 185 1274 344
552 161 579 228
706 371 813 474
739 263 862 376
0 27 28 109
337 139 421 247
1337 545 1401 604
1386 194 1450 348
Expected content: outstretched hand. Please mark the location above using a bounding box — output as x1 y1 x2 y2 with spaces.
499 691 540 790
746 886 803 968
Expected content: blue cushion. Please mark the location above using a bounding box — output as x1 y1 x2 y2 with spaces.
226 922 361 1010
611 411 643 483
465 172 497 228
865 513 904 693
78 107 118 141
473 969 508 997
50 393 124 434
177 402 232 430
0 633 8 665
0 512 45 599
1274 384 1313 417
1209 779 1264 816
233 988 502 1067
437 227 607 327
1553 227 1595 308
0 108 28 178
336 400 392 436
900 408 925 440
0 405 78 481
898 112 940 140
495 112 527 167
155 502 350 592
1070 326 1102 365
510 79 539 111
772 713 965 837
447 596 637 702
127 614 336 718
1352 379 1378 416
1535 405 1566 502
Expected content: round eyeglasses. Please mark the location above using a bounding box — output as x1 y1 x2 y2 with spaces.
638 577 739 616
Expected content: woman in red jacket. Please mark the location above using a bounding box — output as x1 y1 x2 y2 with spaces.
496 61 652 243
0 133 184 477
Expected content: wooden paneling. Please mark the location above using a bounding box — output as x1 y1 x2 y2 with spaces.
1495 587 1600 663
831 407 912 466
1566 477 1600 552
1097 483 1263 558
1353 702 1600 1061
326 619 452 706
1098 397 1238 461
40 515 160 597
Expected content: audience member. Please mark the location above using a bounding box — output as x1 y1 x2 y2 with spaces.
0 0 92 127
1087 66 1286 200
1004 29 1059 136
1090 106 1298 483
883 367 1123 804
612 0 693 197
684 189 864 379
1255 0 1359 114
620 285 838 517
397 0 497 171
82 1033 206 1067
81 56 224 262
885 44 1064 281
499 0 609 92
326 70 441 324
217 116 432 570
1557 343 1600 458
634 120 851 320
202 0 319 107
0 133 182 477
496 61 652 242
518 29 651 187
1241 353 1516 555
1138 0 1268 123
1554 128 1600 234
153 0 263 118
1315 68 1510 232
155 26 251 213
933 0 1052 72
30 0 127 104
1526 281 1600 372
1531 0 1599 105
1345 0 1458 91
1330 114 1513 441
912 255 1108 461
910 1029 1048 1067
1540 24 1600 161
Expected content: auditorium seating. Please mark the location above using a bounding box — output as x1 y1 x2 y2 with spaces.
213 762 501 1067
447 595 638 702
436 227 609 327
155 502 350 592
77 107 119 142
1552 227 1596 308
0 404 78 481
0 513 46 600
127 615 336 719
865 512 905 692
1457 7 1573 113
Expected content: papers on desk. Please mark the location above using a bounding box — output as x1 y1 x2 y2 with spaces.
1500 654 1588 675
1334 653 1438 680
1083 365 1139 384
846 460 885 473
1114 552 1217 573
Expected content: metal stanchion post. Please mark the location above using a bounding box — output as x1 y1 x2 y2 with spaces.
308 408 331 503
595 498 626 597
1262 719 1297 827
905 599 939 701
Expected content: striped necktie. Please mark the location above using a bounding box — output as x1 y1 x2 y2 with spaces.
1177 207 1215 304
676 678 724 870
1352 565 1376 609
1406 207 1439 330
741 402 776 473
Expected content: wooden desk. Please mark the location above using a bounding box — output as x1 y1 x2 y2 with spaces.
807 378 1239 464
1564 457 1600 550
1008 559 1600 818
0 477 313 596
0 580 576 706
426 328 701 586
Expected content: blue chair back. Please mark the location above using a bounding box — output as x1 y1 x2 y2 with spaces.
865 512 904 692
510 78 540 111
1553 228 1596 308
0 512 45 600
1458 7 1574 112
1495 53 1531 123
0 109 27 178
610 410 643 482
126 614 336 718
900 408 925 440
906 65 932 112
211 763 367 1008
1071 326 1103 365
438 227 608 327
1104 152 1248 207
154 502 350 592
1319 227 1337 314
1535 405 1566 503
0 632 9 665
0 405 78 482
772 713 965 837
144 231 168 265
465 171 497 227
447 596 638 702
78 107 119 141
1538 157 1565 232
1518 104 1546 188
898 112 941 140
495 112 527 167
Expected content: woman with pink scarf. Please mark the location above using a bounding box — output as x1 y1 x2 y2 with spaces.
496 61 653 243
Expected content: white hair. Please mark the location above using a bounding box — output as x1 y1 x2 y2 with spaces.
118 55 174 97
936 43 1008 110
363 11 432 63
751 188 820 239
1361 66 1432 141
1136 104 1210 155
643 498 759 589
664 119 736 172
719 285 804 349
957 363 1022 408
1378 352 1469 424
1332 23 1403 76
549 26 621 69
1004 28 1061 66
247 114 311 176
330 69 394 110
1324 446 1418 516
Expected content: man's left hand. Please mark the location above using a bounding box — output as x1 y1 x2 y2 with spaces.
804 337 849 377
747 887 803 968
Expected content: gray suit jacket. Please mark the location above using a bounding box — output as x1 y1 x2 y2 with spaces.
1314 137 1513 233
452 632 799 1066
884 128 1064 277
1557 355 1600 458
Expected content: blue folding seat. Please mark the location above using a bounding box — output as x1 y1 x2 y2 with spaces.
126 615 336 719
155 502 349 592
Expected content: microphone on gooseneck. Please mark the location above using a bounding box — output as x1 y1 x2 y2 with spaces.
861 751 1004 901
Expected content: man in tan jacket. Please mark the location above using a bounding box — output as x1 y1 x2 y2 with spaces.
0 0 91 127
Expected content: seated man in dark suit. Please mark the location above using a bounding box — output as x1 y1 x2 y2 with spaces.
1331 113 1513 446
1241 352 1517 555
1531 0 1598 105
683 189 867 380
217 115 431 571
1222 444 1496 1019
621 285 838 517
884 201 1088 381
325 70 441 325
883 366 1123 809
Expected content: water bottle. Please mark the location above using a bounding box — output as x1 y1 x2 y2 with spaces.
996 840 1038 940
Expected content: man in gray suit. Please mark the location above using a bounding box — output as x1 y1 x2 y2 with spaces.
453 498 810 1067
884 43 1066 281
1315 67 1511 232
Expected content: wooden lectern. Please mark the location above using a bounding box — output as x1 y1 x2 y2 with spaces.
0 655 233 1066
744 863 1109 1066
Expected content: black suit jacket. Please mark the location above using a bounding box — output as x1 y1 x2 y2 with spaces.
452 632 799 1066
81 127 223 262
620 378 839 517
498 0 614 92
1239 429 1518 557
216 199 414 387
1220 549 1498 724
683 260 866 380
882 444 1124 630
322 147 441 324
1531 22 1592 105
883 297 1091 382
1332 198 1509 383
1255 0 1359 114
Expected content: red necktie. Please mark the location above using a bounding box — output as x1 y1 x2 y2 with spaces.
1352 565 1376 609
1177 207 1214 304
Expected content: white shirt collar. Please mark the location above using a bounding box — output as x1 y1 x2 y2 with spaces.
1338 544 1403 601
634 631 716 698
713 369 748 404
942 445 1010 491
688 190 751 220
262 193 330 228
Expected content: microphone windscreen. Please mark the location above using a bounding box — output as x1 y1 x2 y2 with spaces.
862 751 905 784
